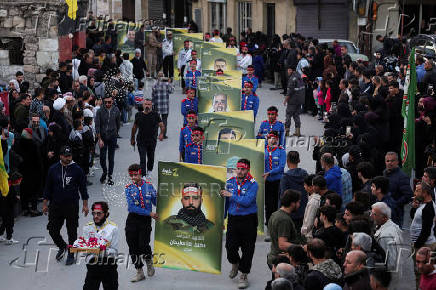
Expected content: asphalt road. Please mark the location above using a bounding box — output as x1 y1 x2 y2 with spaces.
0 81 325 290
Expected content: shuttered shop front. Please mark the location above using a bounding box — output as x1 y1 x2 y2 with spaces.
295 0 349 39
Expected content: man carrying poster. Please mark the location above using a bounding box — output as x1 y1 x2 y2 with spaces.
184 127 204 164
257 106 286 147
163 183 214 233
241 81 259 118
124 164 158 283
155 162 226 274
177 40 192 91
220 159 258 289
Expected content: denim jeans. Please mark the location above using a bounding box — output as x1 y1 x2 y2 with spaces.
100 137 117 176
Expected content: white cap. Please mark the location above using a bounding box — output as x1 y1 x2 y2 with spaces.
53 98 66 111
83 108 93 118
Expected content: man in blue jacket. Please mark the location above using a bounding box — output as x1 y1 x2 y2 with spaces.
179 110 197 161
221 158 258 289
241 81 259 118
257 106 285 147
279 151 308 235
263 131 286 227
42 145 89 266
383 152 412 227
321 153 342 196
124 163 158 283
184 127 204 164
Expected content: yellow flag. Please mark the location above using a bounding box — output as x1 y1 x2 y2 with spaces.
0 141 9 197
65 0 78 20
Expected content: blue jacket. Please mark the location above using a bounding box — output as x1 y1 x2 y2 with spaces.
181 97 198 126
264 145 286 181
179 126 193 153
185 70 201 89
279 168 308 221
43 161 89 205
225 175 258 217
242 75 258 93
125 181 157 216
184 143 202 164
383 167 412 207
241 93 259 118
257 120 286 147
416 64 426 83
324 165 343 196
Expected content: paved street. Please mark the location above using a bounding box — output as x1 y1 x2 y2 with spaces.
0 81 323 290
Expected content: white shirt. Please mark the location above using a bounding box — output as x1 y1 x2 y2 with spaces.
238 53 252 74
177 48 192 69
209 36 223 43
82 220 119 257
162 38 173 59
301 193 321 238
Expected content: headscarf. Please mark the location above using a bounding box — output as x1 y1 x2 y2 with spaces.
9 79 20 93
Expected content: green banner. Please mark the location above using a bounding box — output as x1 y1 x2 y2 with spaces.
173 33 204 80
201 48 238 74
117 21 139 56
203 139 265 234
155 162 226 274
198 111 255 143
198 80 242 113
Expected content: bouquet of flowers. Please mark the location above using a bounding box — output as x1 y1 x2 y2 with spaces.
69 236 110 254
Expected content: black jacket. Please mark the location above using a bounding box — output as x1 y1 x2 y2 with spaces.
279 168 308 220
131 57 147 80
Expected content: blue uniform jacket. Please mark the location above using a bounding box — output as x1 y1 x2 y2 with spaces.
242 75 258 93
264 145 286 182
241 93 259 118
181 97 198 126
185 70 201 89
257 120 286 147
179 126 193 153
184 143 203 164
125 181 157 216
224 175 258 217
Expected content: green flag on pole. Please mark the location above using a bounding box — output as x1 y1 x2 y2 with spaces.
400 48 416 177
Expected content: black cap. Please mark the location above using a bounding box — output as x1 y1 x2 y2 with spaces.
60 145 72 156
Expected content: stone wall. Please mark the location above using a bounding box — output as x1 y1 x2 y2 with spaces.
0 0 62 88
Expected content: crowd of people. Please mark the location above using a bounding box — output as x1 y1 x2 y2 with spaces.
1 19 436 290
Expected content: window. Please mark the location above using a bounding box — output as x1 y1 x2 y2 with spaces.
238 2 252 39
209 2 226 33
0 38 24 65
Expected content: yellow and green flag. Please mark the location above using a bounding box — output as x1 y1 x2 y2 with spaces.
0 143 9 196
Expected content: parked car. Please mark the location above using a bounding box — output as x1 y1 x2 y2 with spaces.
318 39 369 62
410 34 436 59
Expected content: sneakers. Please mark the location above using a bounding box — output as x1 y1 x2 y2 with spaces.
107 176 114 186
5 238 19 245
65 253 75 265
0 235 6 242
131 268 146 282
100 173 107 184
56 247 66 261
264 236 271 242
238 273 249 289
146 259 155 277
229 263 239 279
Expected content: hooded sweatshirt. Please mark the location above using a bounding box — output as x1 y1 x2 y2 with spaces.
305 259 343 290
324 165 343 196
279 168 308 220
43 161 88 205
